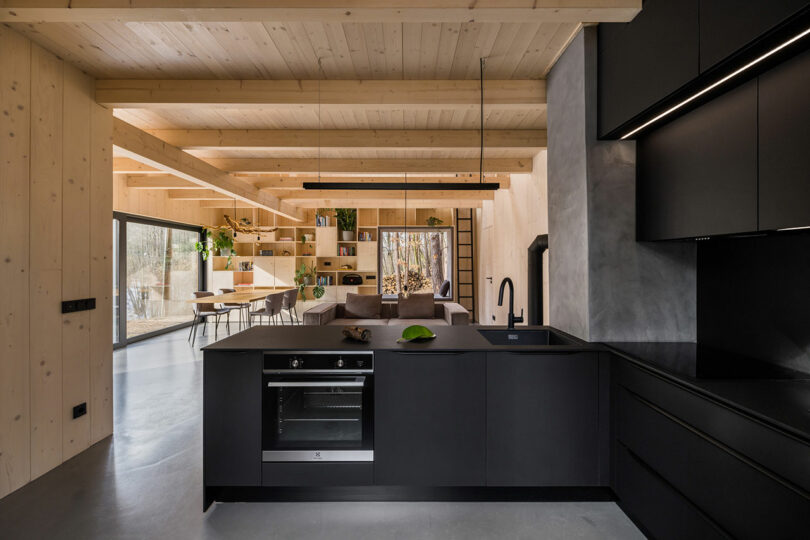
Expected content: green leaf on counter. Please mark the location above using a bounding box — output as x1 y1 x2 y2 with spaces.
397 325 437 343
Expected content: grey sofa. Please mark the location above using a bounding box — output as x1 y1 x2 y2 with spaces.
303 301 470 326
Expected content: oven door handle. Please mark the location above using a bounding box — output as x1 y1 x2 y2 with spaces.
266 377 366 388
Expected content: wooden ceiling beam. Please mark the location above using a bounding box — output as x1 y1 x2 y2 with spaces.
112 118 304 221
113 157 164 174
147 129 546 150
126 175 199 189
95 80 545 110
0 2 641 24
206 158 531 174
250 174 511 190
199 201 259 209
167 189 234 200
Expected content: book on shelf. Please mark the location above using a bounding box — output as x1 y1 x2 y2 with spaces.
338 246 357 256
316 215 331 227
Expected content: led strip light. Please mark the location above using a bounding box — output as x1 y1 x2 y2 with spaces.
621 26 810 140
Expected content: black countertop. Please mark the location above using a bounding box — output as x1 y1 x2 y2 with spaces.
606 342 810 442
202 324 598 353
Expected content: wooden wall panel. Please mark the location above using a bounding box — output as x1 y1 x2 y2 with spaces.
1 26 115 500
29 44 64 479
0 25 32 500
61 64 93 461
89 103 114 444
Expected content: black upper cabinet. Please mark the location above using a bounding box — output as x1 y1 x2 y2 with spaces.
758 48 810 231
699 0 809 71
486 352 600 486
374 352 486 486
598 0 699 137
637 79 758 240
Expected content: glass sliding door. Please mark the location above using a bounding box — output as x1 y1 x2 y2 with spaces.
113 213 204 345
113 218 121 347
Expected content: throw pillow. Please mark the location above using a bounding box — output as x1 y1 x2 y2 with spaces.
397 293 435 319
344 293 382 319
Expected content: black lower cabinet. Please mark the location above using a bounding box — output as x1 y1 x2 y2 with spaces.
486 352 600 486
203 351 263 487
614 444 728 540
374 351 486 486
612 357 810 539
262 463 373 487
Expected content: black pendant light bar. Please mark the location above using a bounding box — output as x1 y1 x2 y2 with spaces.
304 55 500 192
302 181 500 191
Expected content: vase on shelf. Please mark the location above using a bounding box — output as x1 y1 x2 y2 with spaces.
341 230 356 241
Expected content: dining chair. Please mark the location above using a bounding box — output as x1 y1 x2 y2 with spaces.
218 288 249 331
281 288 301 325
188 291 229 342
249 292 285 326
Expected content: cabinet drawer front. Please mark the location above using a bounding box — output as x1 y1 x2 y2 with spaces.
374 352 486 486
486 352 599 486
616 359 810 493
615 444 729 540
616 388 810 538
262 463 372 487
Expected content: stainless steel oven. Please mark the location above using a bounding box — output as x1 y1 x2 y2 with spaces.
262 351 373 462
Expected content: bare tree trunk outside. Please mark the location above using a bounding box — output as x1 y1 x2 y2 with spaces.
393 232 402 294
162 228 173 304
430 232 444 293
422 234 432 283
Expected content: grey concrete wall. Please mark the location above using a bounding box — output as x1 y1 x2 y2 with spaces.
547 29 591 339
548 27 697 342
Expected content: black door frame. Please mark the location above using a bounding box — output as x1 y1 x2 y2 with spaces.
113 212 206 349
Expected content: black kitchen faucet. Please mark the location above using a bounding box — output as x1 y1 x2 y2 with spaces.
498 277 524 330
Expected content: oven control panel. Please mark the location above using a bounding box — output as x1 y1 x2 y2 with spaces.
263 351 373 372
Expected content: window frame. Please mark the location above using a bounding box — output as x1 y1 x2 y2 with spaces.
376 226 454 301
113 212 206 348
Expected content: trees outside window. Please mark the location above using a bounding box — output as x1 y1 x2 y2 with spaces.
379 227 453 298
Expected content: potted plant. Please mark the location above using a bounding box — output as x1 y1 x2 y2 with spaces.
426 216 444 227
195 229 235 269
294 263 316 299
336 208 357 241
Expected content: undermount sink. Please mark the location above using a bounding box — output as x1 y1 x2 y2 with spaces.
477 328 579 346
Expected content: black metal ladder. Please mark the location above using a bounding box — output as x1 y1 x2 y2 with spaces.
455 208 475 321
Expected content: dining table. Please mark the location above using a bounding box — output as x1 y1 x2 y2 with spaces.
187 287 295 329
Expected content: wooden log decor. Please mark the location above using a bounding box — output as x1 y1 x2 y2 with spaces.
342 326 371 343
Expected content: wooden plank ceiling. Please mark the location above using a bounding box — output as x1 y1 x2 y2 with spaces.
3 2 640 212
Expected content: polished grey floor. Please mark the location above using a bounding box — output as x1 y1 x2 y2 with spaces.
0 323 644 540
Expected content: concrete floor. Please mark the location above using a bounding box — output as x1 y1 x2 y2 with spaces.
0 323 644 540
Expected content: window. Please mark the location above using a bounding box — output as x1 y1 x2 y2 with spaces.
113 213 204 345
378 227 453 299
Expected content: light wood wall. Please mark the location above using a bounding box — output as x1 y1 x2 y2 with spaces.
0 26 114 499
476 151 549 326
113 174 221 226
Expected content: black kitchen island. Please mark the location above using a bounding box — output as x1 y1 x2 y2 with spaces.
202 325 609 510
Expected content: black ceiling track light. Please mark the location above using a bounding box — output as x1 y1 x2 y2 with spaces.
302 182 501 190
304 57 498 191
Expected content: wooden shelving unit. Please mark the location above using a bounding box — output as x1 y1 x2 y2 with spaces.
209 207 454 300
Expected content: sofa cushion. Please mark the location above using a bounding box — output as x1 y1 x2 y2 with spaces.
327 318 390 326
389 318 449 327
344 293 382 319
397 293 435 319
